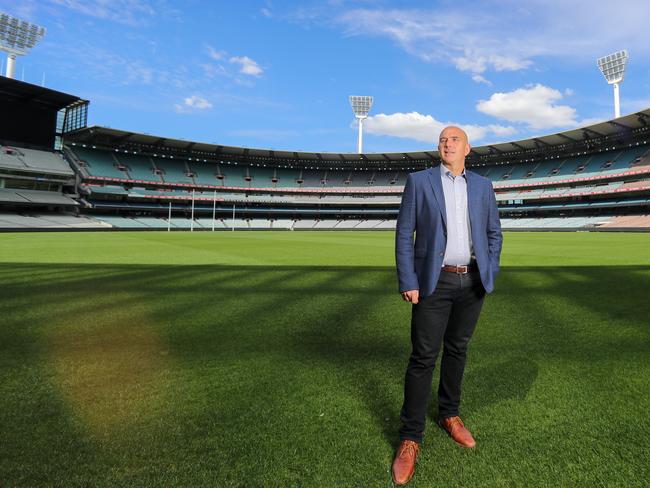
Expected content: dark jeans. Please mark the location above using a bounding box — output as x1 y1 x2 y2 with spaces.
399 269 486 443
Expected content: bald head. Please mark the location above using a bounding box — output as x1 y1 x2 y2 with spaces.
440 125 469 143
438 126 471 172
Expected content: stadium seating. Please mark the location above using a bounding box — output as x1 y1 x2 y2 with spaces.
0 188 78 206
85 185 130 196
71 145 650 194
0 146 74 176
270 219 294 229
215 165 249 188
7 211 646 231
499 216 610 229
0 212 108 229
152 158 194 185
595 215 650 228
187 162 220 186
130 217 170 228
491 144 650 188
37 143 646 232
74 147 128 179
115 153 161 182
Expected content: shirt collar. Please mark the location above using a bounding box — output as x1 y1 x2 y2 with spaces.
440 163 466 180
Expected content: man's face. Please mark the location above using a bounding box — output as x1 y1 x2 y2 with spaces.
438 127 470 166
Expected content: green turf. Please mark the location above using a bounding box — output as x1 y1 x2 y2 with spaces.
0 231 648 487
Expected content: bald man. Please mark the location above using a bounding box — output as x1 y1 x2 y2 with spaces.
391 126 503 485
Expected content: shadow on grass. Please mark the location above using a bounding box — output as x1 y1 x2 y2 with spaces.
1 262 649 484
461 357 539 415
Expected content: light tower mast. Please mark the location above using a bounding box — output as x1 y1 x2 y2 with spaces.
349 95 373 153
597 50 628 119
0 12 46 79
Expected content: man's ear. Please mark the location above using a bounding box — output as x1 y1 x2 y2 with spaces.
464 143 471 156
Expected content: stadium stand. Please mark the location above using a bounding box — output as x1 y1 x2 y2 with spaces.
1 76 649 232
0 188 78 206
74 147 128 179
595 215 650 228
0 213 108 229
115 153 161 182
1 146 74 176
65 129 649 231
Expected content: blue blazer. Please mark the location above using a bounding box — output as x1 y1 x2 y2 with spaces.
395 165 503 298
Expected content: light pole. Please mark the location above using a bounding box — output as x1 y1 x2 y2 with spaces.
0 12 46 79
597 50 628 119
349 96 373 153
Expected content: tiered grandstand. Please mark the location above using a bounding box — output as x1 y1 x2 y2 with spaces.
1 77 649 231
0 78 107 230
57 112 650 231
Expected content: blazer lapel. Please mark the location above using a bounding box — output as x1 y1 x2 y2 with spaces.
466 171 479 236
427 166 447 229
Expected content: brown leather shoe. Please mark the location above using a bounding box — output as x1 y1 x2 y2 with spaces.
438 416 476 448
391 439 419 485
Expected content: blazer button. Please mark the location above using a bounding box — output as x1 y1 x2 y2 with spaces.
439 252 443 257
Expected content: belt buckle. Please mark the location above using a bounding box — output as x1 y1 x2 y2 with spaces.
457 265 468 274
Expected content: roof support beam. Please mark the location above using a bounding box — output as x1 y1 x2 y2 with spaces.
607 120 631 130
582 127 603 139
557 133 576 142
533 138 552 148
635 112 650 126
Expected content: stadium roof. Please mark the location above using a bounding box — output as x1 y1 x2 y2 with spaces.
0 76 82 110
472 109 650 156
65 108 650 166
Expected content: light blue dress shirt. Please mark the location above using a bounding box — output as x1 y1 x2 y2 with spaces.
440 163 473 266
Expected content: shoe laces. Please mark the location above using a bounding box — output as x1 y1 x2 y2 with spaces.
444 416 464 432
398 441 417 459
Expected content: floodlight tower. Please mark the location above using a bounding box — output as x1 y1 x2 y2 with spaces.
349 95 373 153
0 12 46 79
597 50 628 119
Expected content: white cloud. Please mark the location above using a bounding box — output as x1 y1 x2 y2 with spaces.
335 8 536 79
2 0 39 21
329 2 650 79
205 44 226 61
472 74 492 85
229 56 263 76
201 48 264 83
174 95 213 113
476 84 577 129
51 0 156 26
487 124 518 137
364 112 515 144
622 97 650 114
57 44 155 85
576 117 607 127
455 53 532 75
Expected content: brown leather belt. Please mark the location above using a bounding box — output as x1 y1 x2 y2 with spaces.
441 263 477 274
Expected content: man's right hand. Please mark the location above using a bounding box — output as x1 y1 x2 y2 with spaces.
401 290 419 304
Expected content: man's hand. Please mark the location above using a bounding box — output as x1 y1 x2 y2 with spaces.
401 289 419 304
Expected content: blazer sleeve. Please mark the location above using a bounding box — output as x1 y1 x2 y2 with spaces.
486 180 503 273
395 173 419 292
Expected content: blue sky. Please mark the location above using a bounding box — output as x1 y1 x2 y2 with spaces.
3 0 650 153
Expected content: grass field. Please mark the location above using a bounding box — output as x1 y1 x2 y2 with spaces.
1 231 649 487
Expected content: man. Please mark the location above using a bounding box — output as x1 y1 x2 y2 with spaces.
391 126 503 485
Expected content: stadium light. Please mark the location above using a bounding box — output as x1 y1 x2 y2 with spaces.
0 12 46 79
597 50 628 119
349 95 373 153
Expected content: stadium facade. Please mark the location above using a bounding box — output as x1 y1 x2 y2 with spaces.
1 77 649 231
